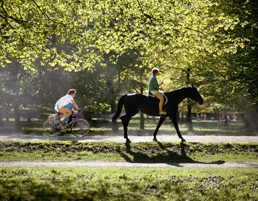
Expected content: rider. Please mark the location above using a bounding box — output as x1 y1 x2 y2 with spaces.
54 89 79 124
148 68 166 115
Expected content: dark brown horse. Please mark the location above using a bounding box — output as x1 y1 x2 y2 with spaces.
112 86 204 143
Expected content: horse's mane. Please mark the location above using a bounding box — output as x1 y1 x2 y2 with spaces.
166 86 191 93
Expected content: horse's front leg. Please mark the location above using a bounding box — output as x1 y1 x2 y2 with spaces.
170 114 186 142
153 116 166 141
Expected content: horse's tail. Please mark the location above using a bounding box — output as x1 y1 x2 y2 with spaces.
112 94 126 122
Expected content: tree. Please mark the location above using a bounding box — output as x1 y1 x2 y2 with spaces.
0 1 224 70
0 61 39 131
200 0 257 108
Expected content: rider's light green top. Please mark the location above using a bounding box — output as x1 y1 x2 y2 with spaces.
148 75 159 91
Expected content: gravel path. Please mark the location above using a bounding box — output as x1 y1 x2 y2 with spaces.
0 161 258 168
0 135 258 143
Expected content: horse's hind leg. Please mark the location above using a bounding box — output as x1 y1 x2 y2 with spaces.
153 116 166 141
120 114 133 143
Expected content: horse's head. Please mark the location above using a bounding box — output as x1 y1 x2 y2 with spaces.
188 85 204 105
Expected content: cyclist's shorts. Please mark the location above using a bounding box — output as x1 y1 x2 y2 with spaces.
65 102 74 110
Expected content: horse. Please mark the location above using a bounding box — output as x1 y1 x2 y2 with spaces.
112 85 204 143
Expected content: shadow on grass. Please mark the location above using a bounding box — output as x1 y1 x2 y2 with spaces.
119 141 225 167
0 174 106 201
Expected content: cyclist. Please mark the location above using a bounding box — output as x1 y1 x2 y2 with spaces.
54 89 79 124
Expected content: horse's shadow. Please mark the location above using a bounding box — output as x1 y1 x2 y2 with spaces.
120 141 225 167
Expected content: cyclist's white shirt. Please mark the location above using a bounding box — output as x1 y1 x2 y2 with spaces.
54 95 74 112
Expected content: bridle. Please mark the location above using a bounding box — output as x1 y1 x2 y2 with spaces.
187 98 198 106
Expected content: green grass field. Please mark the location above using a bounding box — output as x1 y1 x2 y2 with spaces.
0 141 257 200
0 166 257 201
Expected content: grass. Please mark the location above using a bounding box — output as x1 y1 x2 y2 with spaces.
2 117 258 136
0 167 257 201
0 141 257 163
0 119 257 200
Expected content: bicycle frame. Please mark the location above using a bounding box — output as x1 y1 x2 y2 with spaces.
44 111 90 137
51 112 82 133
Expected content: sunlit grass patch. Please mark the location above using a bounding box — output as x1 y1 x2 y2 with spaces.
0 167 257 201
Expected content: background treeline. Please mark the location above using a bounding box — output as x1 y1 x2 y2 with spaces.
0 0 257 131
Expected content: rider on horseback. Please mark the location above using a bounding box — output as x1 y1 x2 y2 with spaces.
148 68 167 115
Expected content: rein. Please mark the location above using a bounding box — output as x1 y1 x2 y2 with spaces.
187 100 197 106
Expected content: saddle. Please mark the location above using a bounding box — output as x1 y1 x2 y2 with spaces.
147 92 168 105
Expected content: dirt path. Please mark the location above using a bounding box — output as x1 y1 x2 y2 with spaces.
0 161 258 168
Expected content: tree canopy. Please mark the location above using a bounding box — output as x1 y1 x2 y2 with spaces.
0 0 236 68
1 0 257 117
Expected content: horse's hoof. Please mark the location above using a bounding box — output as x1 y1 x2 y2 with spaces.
153 137 158 142
126 138 131 143
181 138 186 143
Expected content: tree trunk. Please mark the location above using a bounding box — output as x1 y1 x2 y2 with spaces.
140 112 144 129
82 109 92 122
110 99 119 132
244 106 258 131
187 99 193 131
6 112 9 122
0 108 3 126
27 111 32 122
140 87 144 129
186 68 193 131
50 35 60 101
224 114 229 126
14 104 21 132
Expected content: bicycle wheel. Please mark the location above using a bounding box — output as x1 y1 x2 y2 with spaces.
71 119 90 137
43 119 62 137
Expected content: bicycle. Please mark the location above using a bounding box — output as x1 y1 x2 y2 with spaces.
43 111 90 137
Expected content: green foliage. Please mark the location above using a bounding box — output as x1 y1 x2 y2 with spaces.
194 0 258 112
0 0 237 69
1 0 258 116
